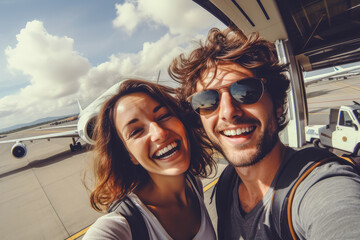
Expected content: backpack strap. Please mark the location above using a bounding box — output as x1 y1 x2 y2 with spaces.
271 147 360 240
108 196 150 240
214 164 237 240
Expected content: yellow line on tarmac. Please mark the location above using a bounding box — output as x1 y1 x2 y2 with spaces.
65 226 90 240
335 82 360 91
203 178 219 192
65 177 220 240
308 112 328 115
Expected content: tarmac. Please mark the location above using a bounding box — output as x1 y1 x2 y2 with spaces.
0 126 226 240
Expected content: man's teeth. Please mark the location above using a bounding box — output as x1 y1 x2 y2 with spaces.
155 142 178 157
223 126 255 136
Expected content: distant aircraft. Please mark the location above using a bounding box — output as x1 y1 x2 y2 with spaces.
304 65 360 86
0 79 129 159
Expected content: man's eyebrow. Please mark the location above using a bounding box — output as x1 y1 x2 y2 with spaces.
153 104 164 113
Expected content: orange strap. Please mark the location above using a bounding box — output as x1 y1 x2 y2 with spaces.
286 156 357 240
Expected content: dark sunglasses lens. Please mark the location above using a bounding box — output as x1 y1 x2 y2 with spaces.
230 78 263 104
191 90 220 115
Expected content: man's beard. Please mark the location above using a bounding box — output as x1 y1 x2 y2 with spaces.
212 114 279 168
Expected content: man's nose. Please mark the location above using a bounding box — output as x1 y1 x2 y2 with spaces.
149 122 168 142
218 92 243 121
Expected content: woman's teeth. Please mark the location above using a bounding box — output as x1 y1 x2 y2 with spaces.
155 141 178 158
223 126 255 137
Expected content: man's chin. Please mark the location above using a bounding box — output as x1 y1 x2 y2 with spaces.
223 147 262 167
217 133 278 168
213 140 259 167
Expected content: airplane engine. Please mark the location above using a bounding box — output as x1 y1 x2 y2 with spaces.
86 116 97 142
77 113 98 145
11 142 27 158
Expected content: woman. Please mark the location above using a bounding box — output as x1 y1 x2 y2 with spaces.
83 79 216 240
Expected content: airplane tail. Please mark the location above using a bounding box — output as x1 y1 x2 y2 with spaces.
77 99 83 114
157 70 161 83
333 66 343 71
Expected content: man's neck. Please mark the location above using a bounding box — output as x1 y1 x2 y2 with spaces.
234 140 286 213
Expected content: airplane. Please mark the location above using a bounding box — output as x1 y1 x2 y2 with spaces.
304 65 360 86
0 79 130 159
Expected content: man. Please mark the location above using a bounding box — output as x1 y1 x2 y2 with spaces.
169 27 360 239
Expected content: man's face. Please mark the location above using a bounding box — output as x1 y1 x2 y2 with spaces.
195 63 281 167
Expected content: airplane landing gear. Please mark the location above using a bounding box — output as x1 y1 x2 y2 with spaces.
70 138 82 152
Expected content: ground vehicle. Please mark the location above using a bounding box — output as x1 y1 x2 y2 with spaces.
305 101 360 156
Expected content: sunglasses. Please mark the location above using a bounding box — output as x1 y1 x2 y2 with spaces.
187 78 264 116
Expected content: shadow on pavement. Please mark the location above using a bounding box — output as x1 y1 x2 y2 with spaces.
0 145 90 179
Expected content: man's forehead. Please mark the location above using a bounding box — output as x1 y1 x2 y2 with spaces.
196 63 253 90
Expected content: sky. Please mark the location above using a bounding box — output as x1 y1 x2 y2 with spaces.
0 0 223 130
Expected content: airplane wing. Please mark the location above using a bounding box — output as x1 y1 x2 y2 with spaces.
36 124 77 130
0 129 81 158
0 129 79 144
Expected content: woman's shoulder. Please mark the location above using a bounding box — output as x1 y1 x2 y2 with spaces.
83 212 131 240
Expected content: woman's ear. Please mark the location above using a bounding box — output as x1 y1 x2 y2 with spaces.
129 154 139 165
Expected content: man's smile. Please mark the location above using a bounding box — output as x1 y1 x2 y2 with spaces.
221 126 256 137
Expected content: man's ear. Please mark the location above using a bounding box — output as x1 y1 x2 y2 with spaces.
129 154 139 165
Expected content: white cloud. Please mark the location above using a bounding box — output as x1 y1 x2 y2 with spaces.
5 20 90 99
113 0 218 35
1 20 91 129
0 0 221 130
113 2 145 35
78 33 188 104
0 20 198 130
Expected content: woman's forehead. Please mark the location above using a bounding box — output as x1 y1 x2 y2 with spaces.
115 92 161 115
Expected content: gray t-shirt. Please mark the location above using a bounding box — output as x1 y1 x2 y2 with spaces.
225 148 360 240
84 175 216 240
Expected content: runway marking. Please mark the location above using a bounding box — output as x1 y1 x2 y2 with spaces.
65 177 220 240
203 178 219 192
335 81 360 91
65 226 90 240
308 112 328 115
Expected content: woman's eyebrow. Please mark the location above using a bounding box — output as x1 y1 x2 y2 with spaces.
121 104 164 132
122 118 138 132
153 104 164 113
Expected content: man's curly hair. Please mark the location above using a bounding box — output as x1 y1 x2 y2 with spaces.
168 26 290 131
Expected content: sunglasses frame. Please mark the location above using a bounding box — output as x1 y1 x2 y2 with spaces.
187 77 265 115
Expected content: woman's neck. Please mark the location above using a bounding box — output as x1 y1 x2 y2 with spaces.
136 173 190 207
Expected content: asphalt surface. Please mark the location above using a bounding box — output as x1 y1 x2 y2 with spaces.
0 123 226 240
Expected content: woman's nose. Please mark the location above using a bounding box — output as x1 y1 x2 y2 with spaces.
149 122 168 142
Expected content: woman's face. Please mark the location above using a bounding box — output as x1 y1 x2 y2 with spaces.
114 92 190 177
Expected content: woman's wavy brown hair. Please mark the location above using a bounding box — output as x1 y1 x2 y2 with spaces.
169 26 290 131
89 79 216 212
